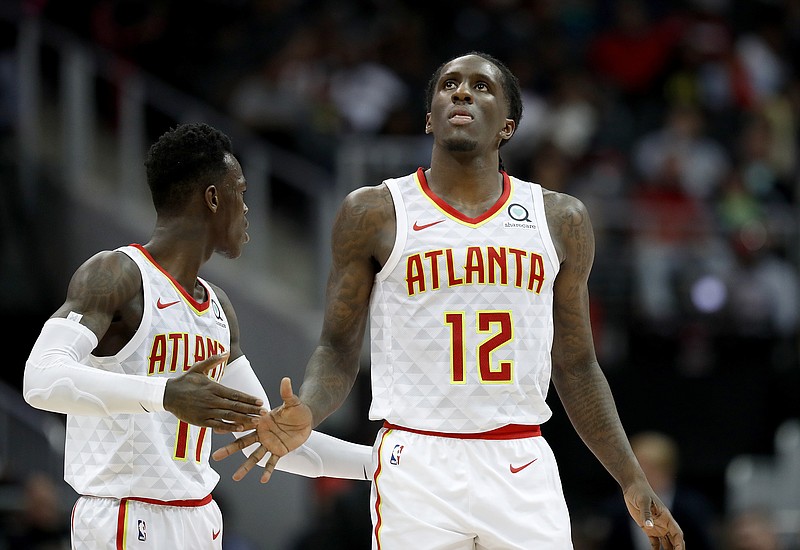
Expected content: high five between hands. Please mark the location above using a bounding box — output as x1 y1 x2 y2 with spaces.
164 352 266 432
212 377 313 483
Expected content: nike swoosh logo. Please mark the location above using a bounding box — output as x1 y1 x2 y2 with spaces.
212 529 221 540
156 298 180 309
413 220 445 231
509 458 538 474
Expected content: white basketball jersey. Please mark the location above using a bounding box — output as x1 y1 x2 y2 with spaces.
369 169 561 433
64 244 230 500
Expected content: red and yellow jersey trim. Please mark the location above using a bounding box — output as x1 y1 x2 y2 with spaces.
130 244 210 315
414 167 512 228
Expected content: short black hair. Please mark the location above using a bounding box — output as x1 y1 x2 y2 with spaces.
424 51 523 147
144 123 233 213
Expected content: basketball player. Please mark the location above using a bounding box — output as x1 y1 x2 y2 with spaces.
23 123 371 549
216 53 685 549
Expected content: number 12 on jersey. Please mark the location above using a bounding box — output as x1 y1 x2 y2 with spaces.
445 310 514 384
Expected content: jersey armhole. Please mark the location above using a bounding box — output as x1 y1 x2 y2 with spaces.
111 246 152 361
376 178 407 281
527 181 561 272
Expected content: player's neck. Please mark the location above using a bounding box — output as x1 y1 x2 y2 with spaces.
143 235 206 297
425 161 504 218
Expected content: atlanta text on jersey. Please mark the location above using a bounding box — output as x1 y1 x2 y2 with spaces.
405 245 546 296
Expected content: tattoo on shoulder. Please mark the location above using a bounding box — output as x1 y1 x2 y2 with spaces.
544 192 593 271
78 253 140 309
334 187 393 260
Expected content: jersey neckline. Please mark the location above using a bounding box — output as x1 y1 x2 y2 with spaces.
414 167 512 226
130 244 210 313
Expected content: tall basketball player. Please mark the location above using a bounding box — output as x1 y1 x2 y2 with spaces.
216 53 685 549
23 123 371 549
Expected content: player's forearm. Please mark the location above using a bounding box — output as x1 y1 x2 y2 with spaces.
24 318 167 416
552 362 646 489
278 431 372 479
299 345 361 428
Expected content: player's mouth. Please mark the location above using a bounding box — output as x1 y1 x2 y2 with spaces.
449 108 474 125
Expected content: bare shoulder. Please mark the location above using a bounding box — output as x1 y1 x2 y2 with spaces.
340 183 394 222
335 183 395 266
542 189 590 225
64 250 142 304
54 250 143 339
542 189 593 267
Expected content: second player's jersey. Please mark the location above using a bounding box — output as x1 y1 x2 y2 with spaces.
64 244 230 500
369 168 561 433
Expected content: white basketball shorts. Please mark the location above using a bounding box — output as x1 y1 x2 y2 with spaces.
71 494 223 549
370 423 573 550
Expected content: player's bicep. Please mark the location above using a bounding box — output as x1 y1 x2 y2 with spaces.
52 251 139 339
321 190 382 351
550 198 597 373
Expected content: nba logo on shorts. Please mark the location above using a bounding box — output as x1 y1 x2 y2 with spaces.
390 444 404 465
137 520 146 541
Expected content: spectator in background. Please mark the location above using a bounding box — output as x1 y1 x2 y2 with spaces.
735 109 796 204
600 431 717 550
716 221 800 366
327 32 410 135
0 473 70 550
633 103 730 201
509 69 599 175
735 7 790 107
664 0 751 115
588 0 683 98
587 0 685 133
723 509 781 550
227 25 330 150
715 168 765 236
629 150 712 329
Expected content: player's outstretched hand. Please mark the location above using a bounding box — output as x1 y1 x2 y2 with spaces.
212 377 313 483
624 481 685 550
163 353 266 432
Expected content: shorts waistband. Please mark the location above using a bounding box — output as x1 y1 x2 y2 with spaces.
121 494 213 508
383 422 541 440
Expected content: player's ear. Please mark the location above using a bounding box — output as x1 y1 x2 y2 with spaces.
500 118 515 141
205 186 219 212
425 113 432 134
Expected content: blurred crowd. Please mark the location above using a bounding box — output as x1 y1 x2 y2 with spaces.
36 0 800 371
0 464 69 550
11 0 800 548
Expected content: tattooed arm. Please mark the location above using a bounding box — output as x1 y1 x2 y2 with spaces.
299 184 393 424
214 184 394 481
545 191 685 550
23 250 264 429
